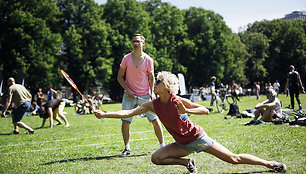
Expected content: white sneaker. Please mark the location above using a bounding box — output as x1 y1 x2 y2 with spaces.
273 161 287 173
119 149 131 157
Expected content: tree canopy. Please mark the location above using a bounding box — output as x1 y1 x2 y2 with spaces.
0 0 305 99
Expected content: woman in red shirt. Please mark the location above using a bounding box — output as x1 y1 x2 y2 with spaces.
94 71 286 173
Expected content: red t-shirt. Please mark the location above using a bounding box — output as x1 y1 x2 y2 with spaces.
153 94 203 145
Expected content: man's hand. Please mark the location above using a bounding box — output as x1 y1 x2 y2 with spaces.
126 88 136 99
174 99 187 115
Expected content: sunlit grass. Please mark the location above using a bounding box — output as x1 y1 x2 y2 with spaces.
0 94 305 173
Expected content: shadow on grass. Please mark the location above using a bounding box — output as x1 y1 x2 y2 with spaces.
0 132 13 135
41 153 148 165
224 170 276 174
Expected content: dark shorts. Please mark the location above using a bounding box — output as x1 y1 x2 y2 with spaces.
12 101 31 122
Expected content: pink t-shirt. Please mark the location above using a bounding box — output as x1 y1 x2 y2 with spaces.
153 94 204 145
120 52 154 96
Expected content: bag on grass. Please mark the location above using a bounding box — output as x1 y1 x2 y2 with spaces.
227 103 240 116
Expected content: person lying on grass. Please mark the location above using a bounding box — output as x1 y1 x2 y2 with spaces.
94 71 286 173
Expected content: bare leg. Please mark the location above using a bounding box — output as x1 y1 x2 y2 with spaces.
14 122 34 132
122 121 130 146
58 112 69 125
254 107 264 120
41 118 47 128
14 124 19 132
261 107 274 122
151 143 191 166
204 141 275 168
152 120 164 144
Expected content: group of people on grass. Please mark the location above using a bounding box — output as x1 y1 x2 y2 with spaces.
74 94 103 115
3 33 306 173
0 78 70 133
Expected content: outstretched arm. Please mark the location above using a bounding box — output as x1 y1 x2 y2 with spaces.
174 96 209 115
94 101 153 119
1 95 12 117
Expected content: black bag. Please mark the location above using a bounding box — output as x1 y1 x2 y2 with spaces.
227 103 240 116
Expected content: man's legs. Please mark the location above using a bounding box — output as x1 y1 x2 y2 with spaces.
289 90 295 109
210 94 215 106
245 108 264 125
120 93 135 157
294 91 302 110
121 121 131 147
152 119 164 146
12 101 34 133
261 107 274 122
13 122 34 132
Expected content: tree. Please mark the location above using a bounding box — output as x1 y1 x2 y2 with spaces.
239 31 270 84
245 19 306 89
0 0 62 94
144 0 187 74
182 8 247 87
57 0 113 97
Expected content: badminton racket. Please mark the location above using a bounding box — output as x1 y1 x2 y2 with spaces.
60 69 98 114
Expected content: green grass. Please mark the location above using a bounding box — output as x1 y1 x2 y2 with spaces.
0 94 305 174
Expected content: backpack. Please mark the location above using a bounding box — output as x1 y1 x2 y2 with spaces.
227 103 240 116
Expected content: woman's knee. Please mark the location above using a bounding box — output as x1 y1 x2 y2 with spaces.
151 152 163 165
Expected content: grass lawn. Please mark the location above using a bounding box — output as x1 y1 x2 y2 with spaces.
0 94 305 173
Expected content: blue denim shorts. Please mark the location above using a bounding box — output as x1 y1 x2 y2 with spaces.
176 132 215 153
121 93 158 123
12 101 31 122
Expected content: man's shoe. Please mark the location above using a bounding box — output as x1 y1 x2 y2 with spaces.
245 120 256 126
187 158 197 174
272 161 287 173
119 149 131 157
28 130 35 134
13 130 19 134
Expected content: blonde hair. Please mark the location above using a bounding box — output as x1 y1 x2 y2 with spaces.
157 71 179 94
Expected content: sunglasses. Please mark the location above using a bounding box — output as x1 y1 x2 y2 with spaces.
132 40 142 43
155 79 162 85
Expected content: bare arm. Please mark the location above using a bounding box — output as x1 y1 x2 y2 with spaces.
174 97 209 115
117 67 135 99
94 101 153 119
51 88 57 94
297 73 305 92
148 71 155 99
1 95 12 116
255 101 277 109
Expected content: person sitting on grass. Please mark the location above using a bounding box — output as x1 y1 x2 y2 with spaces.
245 87 282 126
94 71 286 173
39 99 69 128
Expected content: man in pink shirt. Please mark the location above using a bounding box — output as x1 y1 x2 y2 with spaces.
117 34 164 157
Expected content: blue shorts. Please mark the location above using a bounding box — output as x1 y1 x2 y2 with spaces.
12 101 31 122
121 93 158 123
176 132 215 153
